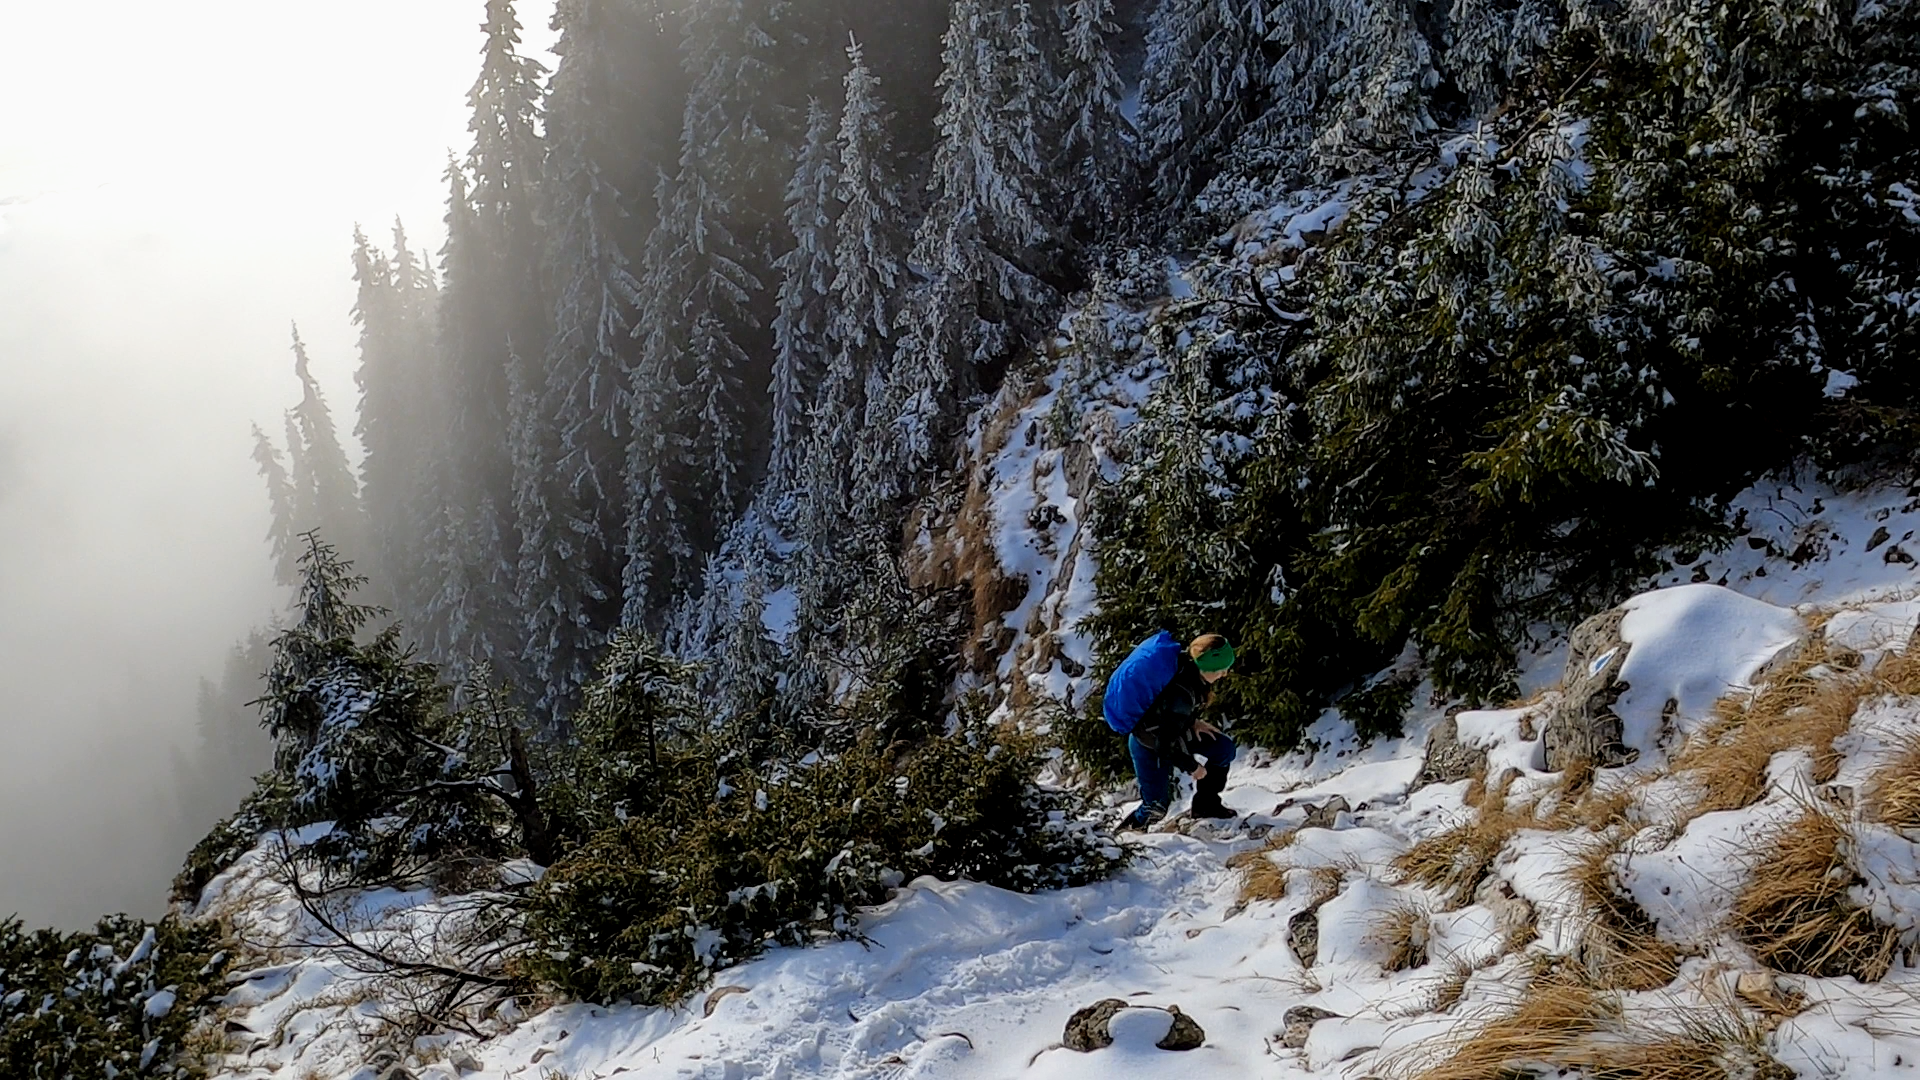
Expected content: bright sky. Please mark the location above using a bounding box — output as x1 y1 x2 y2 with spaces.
0 0 557 926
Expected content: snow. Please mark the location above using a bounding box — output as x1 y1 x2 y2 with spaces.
761 585 799 644
1613 584 1804 757
142 987 176 1019
196 477 1920 1080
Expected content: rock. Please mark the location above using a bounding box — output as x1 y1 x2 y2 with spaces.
1062 1000 1205 1052
1157 1006 1206 1051
1279 1006 1340 1049
377 1068 416 1080
1064 999 1130 1051
704 984 749 1016
449 1052 483 1075
1300 796 1351 830
1288 907 1321 968
1542 607 1637 772
1414 714 1487 788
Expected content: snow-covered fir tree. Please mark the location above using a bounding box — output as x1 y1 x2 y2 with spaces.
883 0 1059 491
766 99 840 498
1137 0 1265 204
1057 0 1132 232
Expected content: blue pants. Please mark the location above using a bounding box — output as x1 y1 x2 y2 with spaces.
1128 730 1236 812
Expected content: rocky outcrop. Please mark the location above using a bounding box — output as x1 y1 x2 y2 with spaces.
1063 999 1206 1052
1542 607 1636 772
1415 715 1487 788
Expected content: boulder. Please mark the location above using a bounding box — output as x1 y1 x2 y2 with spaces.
1279 1005 1340 1049
1541 607 1636 772
1063 1000 1206 1052
1414 715 1487 788
1158 1006 1207 1050
1287 907 1320 968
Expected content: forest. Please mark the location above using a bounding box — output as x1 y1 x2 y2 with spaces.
8 0 1915 1070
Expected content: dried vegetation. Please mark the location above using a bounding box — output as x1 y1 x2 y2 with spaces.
1730 809 1899 982
1565 836 1683 991
1404 972 1788 1080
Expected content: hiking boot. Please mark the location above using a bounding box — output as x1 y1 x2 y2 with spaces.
1191 765 1235 819
1189 795 1236 819
1121 803 1167 830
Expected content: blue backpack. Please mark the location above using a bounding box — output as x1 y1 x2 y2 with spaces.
1102 631 1183 734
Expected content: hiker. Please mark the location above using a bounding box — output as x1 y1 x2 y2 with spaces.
1102 631 1237 829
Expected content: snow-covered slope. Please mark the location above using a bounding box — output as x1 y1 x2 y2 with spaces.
193 475 1920 1080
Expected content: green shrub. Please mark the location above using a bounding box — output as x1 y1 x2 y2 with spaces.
171 771 296 906
0 914 230 1079
1087 0 1920 756
521 720 1125 1004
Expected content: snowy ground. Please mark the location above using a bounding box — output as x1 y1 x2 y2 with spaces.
194 477 1920 1080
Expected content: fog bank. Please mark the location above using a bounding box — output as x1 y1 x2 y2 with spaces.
0 0 555 927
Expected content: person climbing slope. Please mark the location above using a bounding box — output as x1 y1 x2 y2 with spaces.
1102 632 1237 829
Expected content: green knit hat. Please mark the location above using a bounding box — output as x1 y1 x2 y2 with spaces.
1194 637 1236 674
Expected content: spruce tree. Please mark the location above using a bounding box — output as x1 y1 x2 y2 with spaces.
1137 0 1265 205
767 99 840 497
884 0 1059 491
251 424 301 587
287 327 366 562
542 0 688 657
426 0 550 673
510 343 607 721
1058 0 1131 232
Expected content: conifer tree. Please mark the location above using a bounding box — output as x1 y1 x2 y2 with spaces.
542 0 687 655
288 327 366 561
833 41 911 522
426 0 550 671
251 424 301 587
622 0 795 622
767 99 840 496
510 344 607 721
884 0 1058 491
1137 0 1265 204
1058 0 1131 231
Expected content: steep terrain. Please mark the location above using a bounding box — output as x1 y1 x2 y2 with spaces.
181 474 1920 1080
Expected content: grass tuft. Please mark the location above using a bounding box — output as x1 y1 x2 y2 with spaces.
1370 902 1434 972
1730 808 1898 982
1405 972 1787 1080
1392 809 1528 908
1564 836 1682 991
1869 731 1920 831
1671 634 1856 820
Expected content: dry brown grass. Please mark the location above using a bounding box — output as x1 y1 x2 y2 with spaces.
1426 962 1473 1013
1869 730 1920 830
1671 634 1858 820
1370 903 1434 972
1565 837 1683 991
1229 846 1292 906
1227 838 1334 909
1393 809 1529 908
1405 975 1611 1080
1730 809 1899 982
1406 976 1786 1080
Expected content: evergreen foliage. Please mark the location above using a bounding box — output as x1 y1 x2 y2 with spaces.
1089 0 1920 751
523 713 1123 1006
0 915 230 1079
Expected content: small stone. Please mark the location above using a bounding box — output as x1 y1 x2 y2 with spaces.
1280 1006 1340 1049
1156 1006 1205 1051
1288 907 1321 968
1300 796 1351 831
1063 999 1129 1051
449 1052 483 1074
